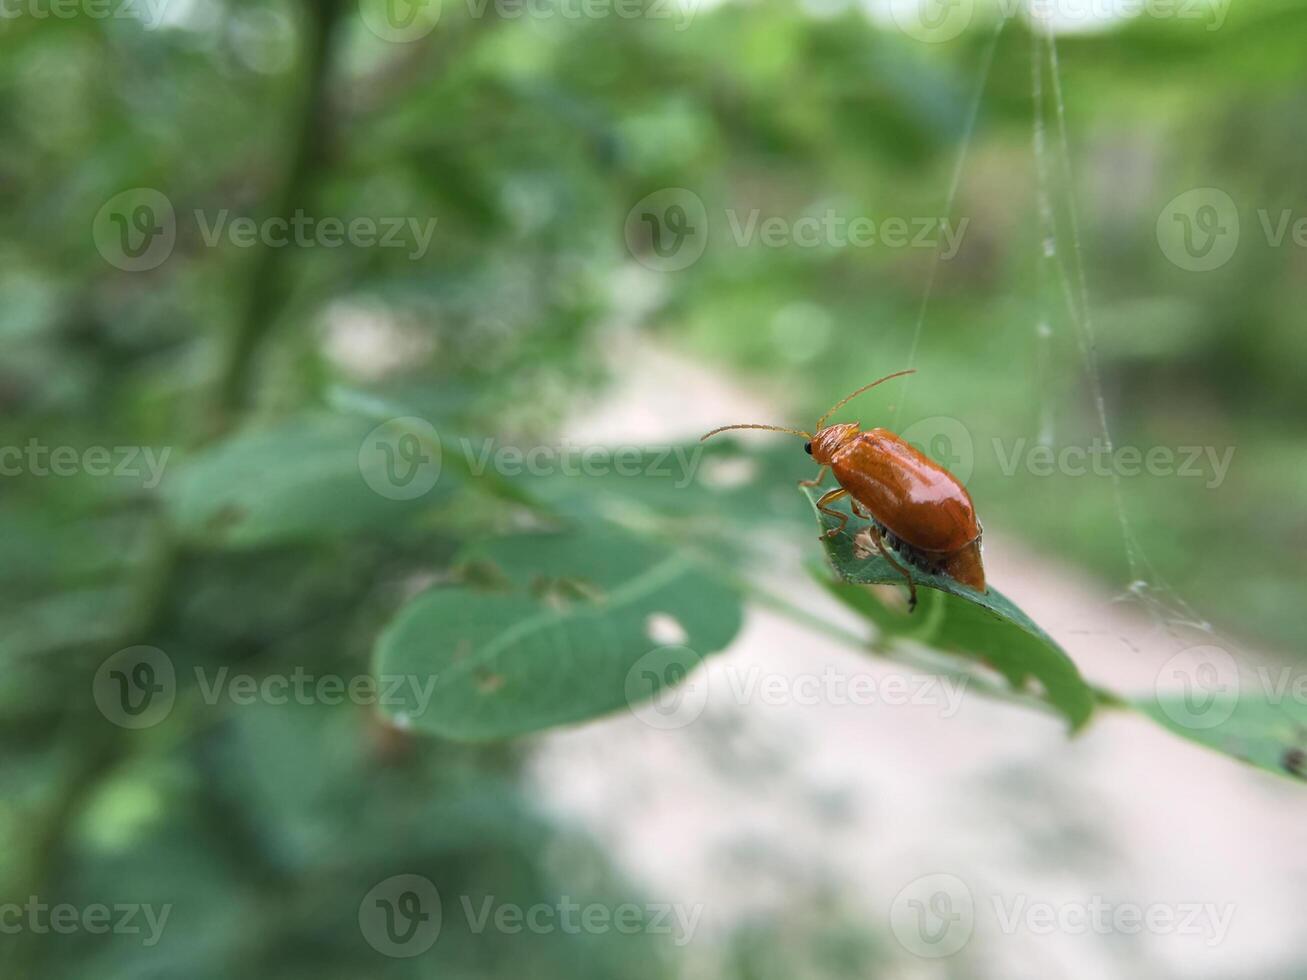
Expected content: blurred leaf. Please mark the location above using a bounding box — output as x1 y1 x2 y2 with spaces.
1137 691 1307 784
0 586 134 660
804 485 1094 729
162 413 458 549
374 523 743 740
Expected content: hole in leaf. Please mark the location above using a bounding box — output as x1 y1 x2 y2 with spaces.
645 612 689 646
461 560 512 591
868 583 909 613
205 503 246 533
532 576 604 608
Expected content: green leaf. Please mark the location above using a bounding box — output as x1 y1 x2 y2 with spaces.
1137 692 1307 784
374 524 744 740
803 485 1095 729
162 413 458 549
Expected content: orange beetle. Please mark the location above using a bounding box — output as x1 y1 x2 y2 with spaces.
702 369 984 610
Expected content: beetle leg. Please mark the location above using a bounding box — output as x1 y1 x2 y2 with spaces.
799 466 828 488
814 487 850 538
849 498 869 519
867 524 919 612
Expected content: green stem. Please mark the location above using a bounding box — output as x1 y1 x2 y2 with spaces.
210 0 344 435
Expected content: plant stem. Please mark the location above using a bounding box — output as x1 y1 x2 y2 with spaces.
210 0 344 435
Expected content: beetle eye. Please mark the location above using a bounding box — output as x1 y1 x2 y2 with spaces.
804 441 813 455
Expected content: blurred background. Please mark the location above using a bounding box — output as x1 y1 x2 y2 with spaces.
3 0 1307 976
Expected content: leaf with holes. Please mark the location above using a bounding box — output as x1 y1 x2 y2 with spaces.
373 524 744 740
804 485 1095 729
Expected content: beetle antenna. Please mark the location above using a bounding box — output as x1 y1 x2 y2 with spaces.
700 423 812 442
815 369 916 430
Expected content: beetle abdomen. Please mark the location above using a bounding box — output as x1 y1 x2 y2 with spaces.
831 428 980 553
872 519 986 592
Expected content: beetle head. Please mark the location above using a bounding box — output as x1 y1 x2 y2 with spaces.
701 369 914 461
808 423 860 464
